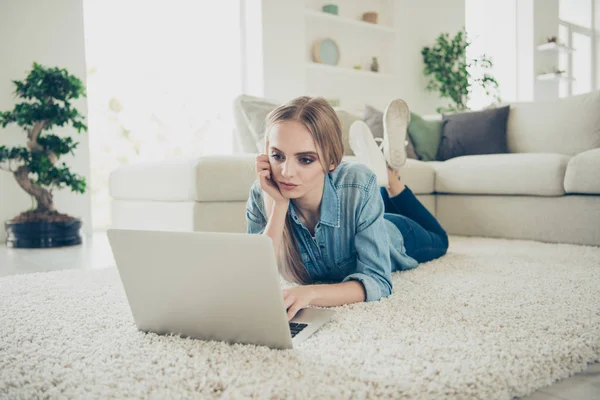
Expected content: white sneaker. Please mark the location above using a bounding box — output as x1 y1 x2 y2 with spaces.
383 98 410 169
349 120 388 187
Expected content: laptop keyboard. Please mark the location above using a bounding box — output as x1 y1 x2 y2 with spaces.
289 322 308 338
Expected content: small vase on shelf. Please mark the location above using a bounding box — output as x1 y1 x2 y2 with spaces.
370 57 379 72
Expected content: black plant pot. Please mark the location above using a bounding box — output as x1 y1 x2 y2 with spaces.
4 219 83 248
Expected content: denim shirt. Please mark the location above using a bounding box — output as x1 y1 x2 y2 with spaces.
245 162 419 302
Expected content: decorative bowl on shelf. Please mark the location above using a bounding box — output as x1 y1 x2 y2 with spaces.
362 12 378 24
312 38 340 66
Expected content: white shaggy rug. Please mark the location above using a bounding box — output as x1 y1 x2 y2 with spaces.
1 236 599 399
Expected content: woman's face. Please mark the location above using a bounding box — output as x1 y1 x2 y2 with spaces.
267 120 330 200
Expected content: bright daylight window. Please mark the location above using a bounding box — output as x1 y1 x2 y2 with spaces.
465 0 517 109
558 0 596 97
83 0 242 230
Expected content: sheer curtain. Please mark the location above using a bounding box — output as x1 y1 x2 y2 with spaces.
83 0 242 230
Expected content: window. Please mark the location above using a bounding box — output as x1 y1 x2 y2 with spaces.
558 0 597 97
465 0 518 109
83 0 242 230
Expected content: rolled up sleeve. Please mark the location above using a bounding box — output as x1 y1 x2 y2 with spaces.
341 176 393 302
245 180 266 235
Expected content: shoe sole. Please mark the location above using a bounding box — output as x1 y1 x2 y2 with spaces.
349 121 389 187
383 99 410 170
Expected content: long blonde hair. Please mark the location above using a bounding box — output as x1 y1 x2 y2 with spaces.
264 96 344 284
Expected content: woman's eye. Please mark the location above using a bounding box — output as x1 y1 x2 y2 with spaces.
270 153 282 160
300 158 314 165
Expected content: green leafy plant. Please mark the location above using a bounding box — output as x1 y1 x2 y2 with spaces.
421 28 501 113
0 62 87 222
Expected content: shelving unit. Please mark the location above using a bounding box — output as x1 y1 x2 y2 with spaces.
304 9 395 34
306 61 394 79
303 0 397 111
536 42 575 53
536 72 575 81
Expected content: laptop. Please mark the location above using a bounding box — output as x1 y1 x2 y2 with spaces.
106 228 335 350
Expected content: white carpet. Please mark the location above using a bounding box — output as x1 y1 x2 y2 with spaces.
1 236 599 399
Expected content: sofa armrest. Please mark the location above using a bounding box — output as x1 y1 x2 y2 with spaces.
195 154 258 201
564 148 600 194
109 154 259 202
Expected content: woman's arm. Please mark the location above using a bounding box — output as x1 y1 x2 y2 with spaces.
283 281 365 321
341 174 394 302
310 281 366 307
263 199 290 261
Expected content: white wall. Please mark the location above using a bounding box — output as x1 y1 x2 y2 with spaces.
532 0 560 101
0 0 91 242
261 0 307 102
393 0 466 114
517 0 535 101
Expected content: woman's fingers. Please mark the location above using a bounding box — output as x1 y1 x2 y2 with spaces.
259 170 275 193
283 294 294 310
287 304 300 321
255 154 271 174
259 169 270 181
285 295 300 321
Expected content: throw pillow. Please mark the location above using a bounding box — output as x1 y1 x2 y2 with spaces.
363 105 419 160
233 94 278 153
437 106 511 161
334 108 363 156
235 94 363 156
407 113 444 162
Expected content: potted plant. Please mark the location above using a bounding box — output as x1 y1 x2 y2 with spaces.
0 62 87 248
421 28 501 113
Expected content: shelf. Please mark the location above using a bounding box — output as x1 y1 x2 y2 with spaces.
304 9 395 34
536 42 575 53
307 62 394 78
536 72 575 81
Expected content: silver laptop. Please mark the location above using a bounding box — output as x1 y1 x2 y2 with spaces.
106 228 334 350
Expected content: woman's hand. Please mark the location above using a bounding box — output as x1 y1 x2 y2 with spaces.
283 286 317 322
255 154 287 204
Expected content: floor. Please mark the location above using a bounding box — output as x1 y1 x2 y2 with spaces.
1 231 599 400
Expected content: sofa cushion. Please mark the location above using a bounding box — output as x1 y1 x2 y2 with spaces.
437 106 510 161
564 148 600 194
335 109 363 156
435 154 570 196
233 94 279 153
334 156 436 194
232 94 362 156
506 90 600 155
407 113 444 161
397 159 437 194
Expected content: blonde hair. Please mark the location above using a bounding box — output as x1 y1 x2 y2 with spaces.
264 96 344 284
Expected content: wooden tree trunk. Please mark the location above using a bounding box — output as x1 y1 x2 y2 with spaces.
14 166 55 212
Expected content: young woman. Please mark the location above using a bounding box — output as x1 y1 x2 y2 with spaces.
245 96 448 321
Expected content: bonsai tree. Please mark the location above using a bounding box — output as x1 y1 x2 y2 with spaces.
421 28 501 113
0 62 87 223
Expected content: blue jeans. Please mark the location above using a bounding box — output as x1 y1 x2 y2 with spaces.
381 186 449 263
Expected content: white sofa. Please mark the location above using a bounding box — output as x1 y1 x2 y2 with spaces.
109 92 600 246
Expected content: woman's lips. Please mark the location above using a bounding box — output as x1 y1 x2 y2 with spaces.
279 182 298 190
